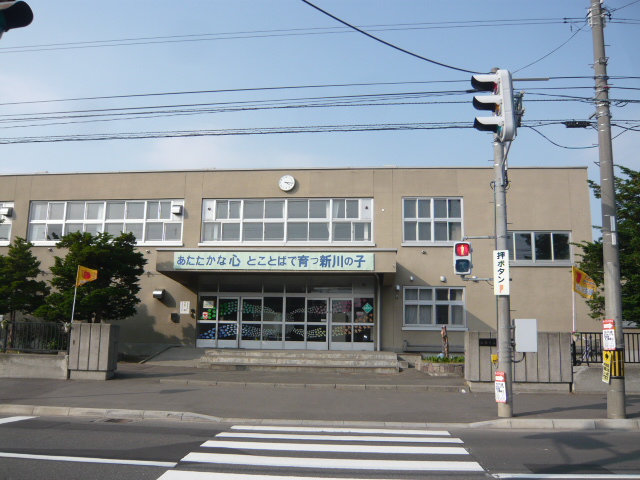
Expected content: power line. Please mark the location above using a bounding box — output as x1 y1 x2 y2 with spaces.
0 18 588 54
1 120 639 145
0 80 469 107
609 0 640 12
525 126 598 149
514 21 588 73
300 0 480 74
3 76 639 108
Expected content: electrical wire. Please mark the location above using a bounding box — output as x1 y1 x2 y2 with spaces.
300 0 480 74
0 18 588 54
0 80 470 107
1 119 639 145
514 21 589 73
3 76 639 108
609 0 640 12
525 126 598 149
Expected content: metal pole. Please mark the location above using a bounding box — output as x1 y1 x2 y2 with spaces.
589 0 626 419
494 139 513 418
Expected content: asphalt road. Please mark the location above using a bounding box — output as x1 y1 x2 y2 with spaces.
1 415 640 480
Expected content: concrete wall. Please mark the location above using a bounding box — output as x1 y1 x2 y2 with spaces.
465 331 573 384
68 323 119 380
0 353 68 379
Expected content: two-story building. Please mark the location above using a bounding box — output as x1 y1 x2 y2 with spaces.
0 166 593 357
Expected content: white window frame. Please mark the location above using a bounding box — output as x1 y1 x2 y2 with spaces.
508 231 572 265
0 202 14 246
200 198 374 246
402 286 466 331
402 197 463 245
27 199 185 246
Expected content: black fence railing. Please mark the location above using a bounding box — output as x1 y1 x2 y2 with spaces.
1 322 69 353
572 332 640 366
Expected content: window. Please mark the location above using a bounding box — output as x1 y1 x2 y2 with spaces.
403 287 465 329
0 202 14 244
28 200 184 244
201 198 373 244
403 197 462 243
507 231 571 263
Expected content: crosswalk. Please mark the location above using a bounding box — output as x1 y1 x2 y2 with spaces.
157 425 485 479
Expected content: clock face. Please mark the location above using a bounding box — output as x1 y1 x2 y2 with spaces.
278 175 296 191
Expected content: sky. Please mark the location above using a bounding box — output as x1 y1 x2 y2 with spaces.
0 0 639 233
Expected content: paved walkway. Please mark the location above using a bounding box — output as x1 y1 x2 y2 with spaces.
1 347 639 430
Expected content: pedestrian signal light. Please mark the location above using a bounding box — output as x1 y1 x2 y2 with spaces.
471 69 516 142
453 242 472 275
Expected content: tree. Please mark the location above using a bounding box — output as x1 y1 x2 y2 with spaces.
575 165 640 326
36 232 147 323
0 237 50 324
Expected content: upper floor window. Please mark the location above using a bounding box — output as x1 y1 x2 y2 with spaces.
0 202 14 245
508 231 571 263
403 197 462 244
28 200 184 245
403 286 465 329
202 198 373 244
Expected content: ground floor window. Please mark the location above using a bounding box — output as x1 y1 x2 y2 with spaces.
196 275 375 350
403 286 465 329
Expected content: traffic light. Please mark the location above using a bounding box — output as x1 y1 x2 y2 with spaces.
471 69 516 142
453 242 472 275
0 1 33 37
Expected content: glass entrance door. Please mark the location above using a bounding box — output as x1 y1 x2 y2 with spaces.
306 298 328 350
329 297 375 351
329 299 353 351
217 297 239 348
240 298 262 349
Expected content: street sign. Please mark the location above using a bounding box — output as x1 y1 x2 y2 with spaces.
602 350 612 384
603 318 616 350
495 371 507 403
493 250 510 295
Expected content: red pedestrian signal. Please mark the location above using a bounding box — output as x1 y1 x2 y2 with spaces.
453 242 472 275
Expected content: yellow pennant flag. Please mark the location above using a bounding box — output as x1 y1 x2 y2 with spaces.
572 266 596 299
76 265 98 287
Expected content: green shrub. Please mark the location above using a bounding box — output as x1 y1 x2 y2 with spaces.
423 355 465 364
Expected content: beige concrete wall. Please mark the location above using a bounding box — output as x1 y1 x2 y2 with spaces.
0 167 593 355
0 353 68 379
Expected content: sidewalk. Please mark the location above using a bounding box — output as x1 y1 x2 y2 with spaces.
0 347 639 430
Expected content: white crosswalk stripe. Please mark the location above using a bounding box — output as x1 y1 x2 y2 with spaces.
156 425 485 479
0 416 36 425
217 431 464 443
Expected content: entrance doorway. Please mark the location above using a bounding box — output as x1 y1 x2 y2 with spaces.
195 276 375 350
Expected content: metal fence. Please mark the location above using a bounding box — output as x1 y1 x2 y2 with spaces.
1 322 69 353
572 331 640 365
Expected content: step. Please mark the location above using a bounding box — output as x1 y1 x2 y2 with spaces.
197 349 401 373
202 349 397 360
197 363 399 374
199 356 399 367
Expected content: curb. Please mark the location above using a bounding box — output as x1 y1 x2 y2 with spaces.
158 378 467 392
0 404 221 423
1 404 638 430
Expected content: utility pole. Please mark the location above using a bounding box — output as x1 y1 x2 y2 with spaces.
471 69 516 417
494 139 513 418
589 0 626 419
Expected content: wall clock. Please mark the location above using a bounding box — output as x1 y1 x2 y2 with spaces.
278 174 296 192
